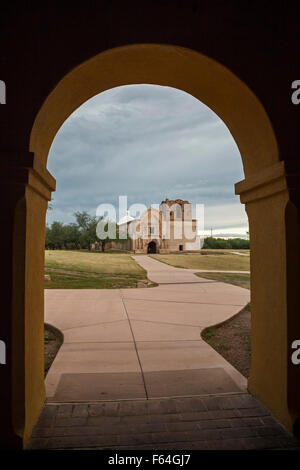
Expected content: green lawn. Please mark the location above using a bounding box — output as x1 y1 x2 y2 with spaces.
196 272 250 290
45 250 154 289
151 252 250 271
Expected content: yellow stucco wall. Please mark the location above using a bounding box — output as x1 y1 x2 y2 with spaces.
6 45 300 447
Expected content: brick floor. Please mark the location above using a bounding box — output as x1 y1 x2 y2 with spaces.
27 393 300 450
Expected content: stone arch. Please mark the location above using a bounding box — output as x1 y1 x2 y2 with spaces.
5 43 299 449
28 44 298 437
30 44 279 178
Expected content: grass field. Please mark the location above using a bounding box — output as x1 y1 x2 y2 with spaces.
44 250 154 289
151 251 250 271
196 272 250 290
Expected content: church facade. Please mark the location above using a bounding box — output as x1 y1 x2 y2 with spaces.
118 198 200 254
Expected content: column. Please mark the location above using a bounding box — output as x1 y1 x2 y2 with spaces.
235 160 300 435
0 152 56 448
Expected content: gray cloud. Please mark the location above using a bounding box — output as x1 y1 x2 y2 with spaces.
47 84 248 233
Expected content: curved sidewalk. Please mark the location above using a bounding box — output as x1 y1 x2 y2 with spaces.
45 256 250 402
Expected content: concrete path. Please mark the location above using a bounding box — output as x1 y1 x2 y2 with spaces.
45 256 250 402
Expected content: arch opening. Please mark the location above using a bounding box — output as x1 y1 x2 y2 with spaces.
147 241 157 254
30 44 279 178
23 42 299 442
43 80 250 403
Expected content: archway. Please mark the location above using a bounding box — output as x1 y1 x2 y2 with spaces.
6 43 299 448
147 241 157 254
30 44 278 175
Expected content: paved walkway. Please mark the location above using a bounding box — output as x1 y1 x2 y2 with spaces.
29 257 300 450
45 256 249 402
28 394 300 450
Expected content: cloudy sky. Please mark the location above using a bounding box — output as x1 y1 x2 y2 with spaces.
47 84 248 237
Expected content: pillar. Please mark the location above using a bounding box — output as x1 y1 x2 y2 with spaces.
235 160 300 435
0 152 55 448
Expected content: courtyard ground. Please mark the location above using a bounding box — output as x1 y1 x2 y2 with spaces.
44 255 249 402
30 257 300 450
45 250 155 289
151 251 250 271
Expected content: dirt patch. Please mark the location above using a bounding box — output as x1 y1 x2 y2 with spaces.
44 324 63 377
201 304 251 378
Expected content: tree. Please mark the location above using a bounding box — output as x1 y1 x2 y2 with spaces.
74 211 99 250
45 210 131 251
202 236 249 250
46 221 65 249
94 218 115 252
62 224 81 249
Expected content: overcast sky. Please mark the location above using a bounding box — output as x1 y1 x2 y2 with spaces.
47 84 248 236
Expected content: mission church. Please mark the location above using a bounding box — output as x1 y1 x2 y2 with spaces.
94 198 200 254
